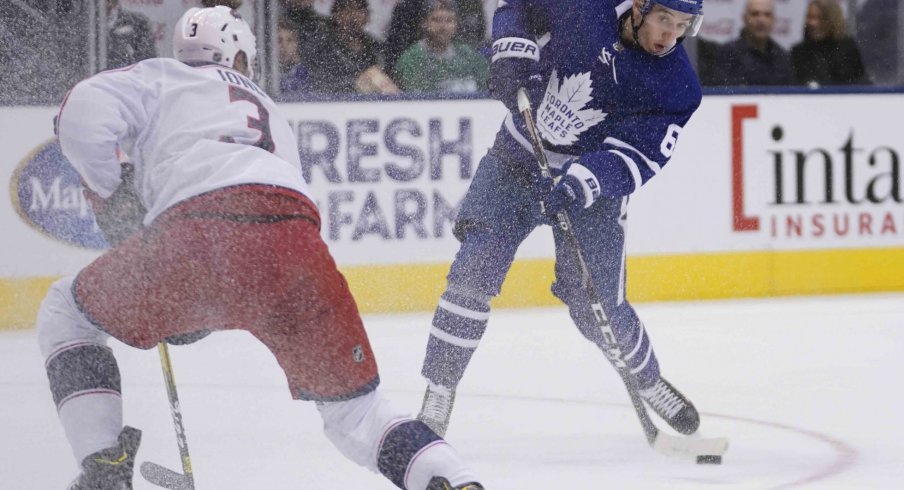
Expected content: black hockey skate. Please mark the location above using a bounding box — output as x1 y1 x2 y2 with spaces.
68 426 142 490
639 377 699 435
417 383 456 437
427 476 485 490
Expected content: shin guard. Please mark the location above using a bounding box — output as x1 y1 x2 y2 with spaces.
46 342 123 462
47 342 121 408
378 420 443 489
422 286 491 388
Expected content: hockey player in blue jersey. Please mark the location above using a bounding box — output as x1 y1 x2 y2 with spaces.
417 0 706 438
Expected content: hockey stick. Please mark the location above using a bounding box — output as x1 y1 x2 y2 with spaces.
140 342 196 489
517 89 728 459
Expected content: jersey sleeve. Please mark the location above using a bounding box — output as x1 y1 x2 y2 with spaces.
574 109 694 198
56 64 153 198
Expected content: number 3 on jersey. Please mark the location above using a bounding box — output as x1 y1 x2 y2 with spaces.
227 86 275 153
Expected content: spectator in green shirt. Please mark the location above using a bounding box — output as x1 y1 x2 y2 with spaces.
393 0 488 94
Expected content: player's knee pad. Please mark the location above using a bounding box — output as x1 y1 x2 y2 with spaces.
551 280 607 343
316 390 410 472
552 281 659 382
37 276 109 359
552 280 637 346
550 278 579 307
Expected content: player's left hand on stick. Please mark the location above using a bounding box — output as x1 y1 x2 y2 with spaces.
86 162 147 246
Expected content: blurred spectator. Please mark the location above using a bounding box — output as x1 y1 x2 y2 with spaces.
856 0 899 85
393 0 488 93
105 0 156 69
383 0 486 74
791 0 870 86
277 20 311 98
711 0 792 86
691 37 726 86
201 0 242 7
280 0 332 63
0 1 88 105
306 0 399 94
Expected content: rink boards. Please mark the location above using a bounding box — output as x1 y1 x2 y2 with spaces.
2 93 904 329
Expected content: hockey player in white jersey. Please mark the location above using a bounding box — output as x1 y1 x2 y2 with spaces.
38 6 483 490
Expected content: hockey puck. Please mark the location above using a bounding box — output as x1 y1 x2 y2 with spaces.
696 455 722 465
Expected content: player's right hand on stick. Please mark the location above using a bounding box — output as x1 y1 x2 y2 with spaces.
541 174 585 222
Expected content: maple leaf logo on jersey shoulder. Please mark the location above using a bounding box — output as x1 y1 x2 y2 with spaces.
536 70 607 146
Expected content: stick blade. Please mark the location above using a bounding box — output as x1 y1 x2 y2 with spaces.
140 461 195 490
652 433 730 458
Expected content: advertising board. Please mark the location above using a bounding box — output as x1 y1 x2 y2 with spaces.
2 93 902 329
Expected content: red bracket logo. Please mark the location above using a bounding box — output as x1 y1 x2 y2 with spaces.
732 105 759 232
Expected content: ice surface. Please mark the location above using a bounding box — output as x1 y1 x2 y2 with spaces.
3 293 903 489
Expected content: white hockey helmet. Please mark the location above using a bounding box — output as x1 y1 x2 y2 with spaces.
173 6 257 77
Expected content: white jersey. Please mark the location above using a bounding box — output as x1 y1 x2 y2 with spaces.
56 58 310 224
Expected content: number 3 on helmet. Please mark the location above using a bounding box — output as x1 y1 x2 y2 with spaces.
173 6 257 78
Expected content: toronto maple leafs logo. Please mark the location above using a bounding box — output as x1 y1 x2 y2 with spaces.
536 70 607 146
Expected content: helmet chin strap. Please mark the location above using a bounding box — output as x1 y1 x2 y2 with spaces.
630 9 646 49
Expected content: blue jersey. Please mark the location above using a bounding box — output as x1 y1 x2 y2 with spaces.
493 0 702 197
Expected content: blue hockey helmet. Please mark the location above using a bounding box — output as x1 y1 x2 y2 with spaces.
642 0 703 16
640 0 704 36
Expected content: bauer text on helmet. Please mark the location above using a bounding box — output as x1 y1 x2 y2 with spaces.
173 6 257 78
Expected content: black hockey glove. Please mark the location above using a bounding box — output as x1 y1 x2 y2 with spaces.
166 330 213 345
85 163 147 247
542 174 586 222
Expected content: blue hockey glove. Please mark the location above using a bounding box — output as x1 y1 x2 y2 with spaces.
488 37 544 112
488 58 544 112
542 174 586 222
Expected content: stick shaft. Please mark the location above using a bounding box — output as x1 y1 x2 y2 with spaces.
517 89 729 458
516 89 659 444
